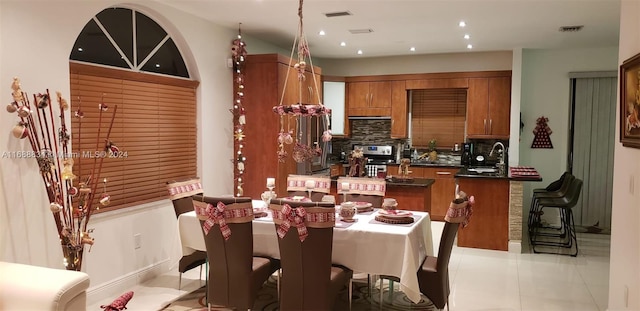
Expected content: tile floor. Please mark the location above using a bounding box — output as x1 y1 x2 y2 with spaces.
88 222 610 311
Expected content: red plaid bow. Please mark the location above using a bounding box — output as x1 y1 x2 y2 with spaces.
462 196 475 228
201 202 232 240
277 204 308 242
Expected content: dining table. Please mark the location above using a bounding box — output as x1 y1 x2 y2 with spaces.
176 200 434 304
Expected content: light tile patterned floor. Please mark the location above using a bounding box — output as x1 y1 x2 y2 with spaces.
89 223 610 311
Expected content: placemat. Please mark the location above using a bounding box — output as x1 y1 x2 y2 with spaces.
370 214 423 226
334 219 357 229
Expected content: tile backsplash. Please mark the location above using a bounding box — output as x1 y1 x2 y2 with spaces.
331 119 404 157
330 119 509 165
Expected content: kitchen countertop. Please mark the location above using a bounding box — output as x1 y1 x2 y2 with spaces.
385 177 435 187
330 176 435 187
455 167 543 182
334 161 463 168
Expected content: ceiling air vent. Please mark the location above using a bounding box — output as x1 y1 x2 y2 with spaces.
559 25 584 32
348 28 374 34
324 11 352 18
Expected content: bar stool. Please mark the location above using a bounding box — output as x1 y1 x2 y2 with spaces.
528 173 574 242
530 178 583 256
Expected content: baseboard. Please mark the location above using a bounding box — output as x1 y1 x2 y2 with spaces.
508 240 522 253
86 259 169 306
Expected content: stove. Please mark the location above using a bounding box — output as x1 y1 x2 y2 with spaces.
353 145 395 177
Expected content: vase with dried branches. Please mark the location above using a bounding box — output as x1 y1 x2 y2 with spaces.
5 77 117 271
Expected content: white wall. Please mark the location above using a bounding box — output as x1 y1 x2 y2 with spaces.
609 1 640 309
518 46 619 240
0 0 284 305
319 50 513 76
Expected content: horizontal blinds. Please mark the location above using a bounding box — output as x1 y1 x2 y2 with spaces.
70 64 197 212
411 89 466 148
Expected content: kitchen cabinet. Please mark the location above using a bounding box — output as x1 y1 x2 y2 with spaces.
466 76 511 138
423 167 459 221
391 80 408 138
456 177 510 251
347 81 392 117
240 54 322 198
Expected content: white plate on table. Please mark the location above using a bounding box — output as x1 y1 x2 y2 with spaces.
346 201 372 210
378 209 413 218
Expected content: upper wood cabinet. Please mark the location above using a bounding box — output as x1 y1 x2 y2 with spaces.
391 80 408 138
347 81 392 117
467 77 511 138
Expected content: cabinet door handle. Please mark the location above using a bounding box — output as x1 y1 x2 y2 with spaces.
370 93 374 106
483 119 487 134
489 119 493 134
436 172 452 175
365 93 369 105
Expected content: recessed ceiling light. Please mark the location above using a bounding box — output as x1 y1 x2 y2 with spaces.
340 41 347 47
77 47 83 52
410 47 416 52
155 63 161 68
319 30 326 36
459 21 466 27
357 50 363 55
464 34 470 40
467 44 473 49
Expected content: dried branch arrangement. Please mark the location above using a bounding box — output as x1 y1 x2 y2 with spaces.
6 77 117 270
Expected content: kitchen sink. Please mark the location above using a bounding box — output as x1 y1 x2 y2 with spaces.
467 167 498 174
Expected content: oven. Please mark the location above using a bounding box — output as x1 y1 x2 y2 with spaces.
353 145 395 178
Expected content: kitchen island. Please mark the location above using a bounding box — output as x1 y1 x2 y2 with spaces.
330 177 435 213
455 166 543 251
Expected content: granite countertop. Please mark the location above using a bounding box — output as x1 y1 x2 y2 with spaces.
330 176 435 187
385 177 435 187
455 167 543 182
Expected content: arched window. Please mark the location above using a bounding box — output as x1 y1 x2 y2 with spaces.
69 7 197 212
71 7 189 78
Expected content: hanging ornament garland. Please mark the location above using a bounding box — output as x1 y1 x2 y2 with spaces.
531 116 553 148
231 24 248 196
272 0 331 164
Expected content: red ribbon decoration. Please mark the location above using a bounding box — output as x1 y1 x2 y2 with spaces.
462 196 474 228
277 204 308 242
201 202 232 240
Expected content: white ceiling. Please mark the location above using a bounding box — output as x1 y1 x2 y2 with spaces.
157 0 621 59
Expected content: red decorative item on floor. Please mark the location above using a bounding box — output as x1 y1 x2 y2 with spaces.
100 291 134 311
531 116 554 148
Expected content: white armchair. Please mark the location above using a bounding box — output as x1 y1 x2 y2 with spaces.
0 261 90 310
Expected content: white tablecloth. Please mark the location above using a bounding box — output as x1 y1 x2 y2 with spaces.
177 200 434 304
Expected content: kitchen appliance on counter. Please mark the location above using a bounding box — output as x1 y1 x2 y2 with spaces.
353 145 395 177
461 143 472 166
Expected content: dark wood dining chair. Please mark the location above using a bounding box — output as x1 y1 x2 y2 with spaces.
166 178 207 289
286 174 332 202
337 176 386 208
417 220 460 311
194 196 280 310
269 199 353 310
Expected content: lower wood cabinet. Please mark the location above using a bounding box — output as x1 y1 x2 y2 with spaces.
456 178 510 251
423 167 459 221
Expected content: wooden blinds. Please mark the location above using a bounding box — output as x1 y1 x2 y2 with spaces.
69 63 198 212
411 89 467 149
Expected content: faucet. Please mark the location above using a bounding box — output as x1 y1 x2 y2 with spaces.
489 142 507 175
489 142 506 164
